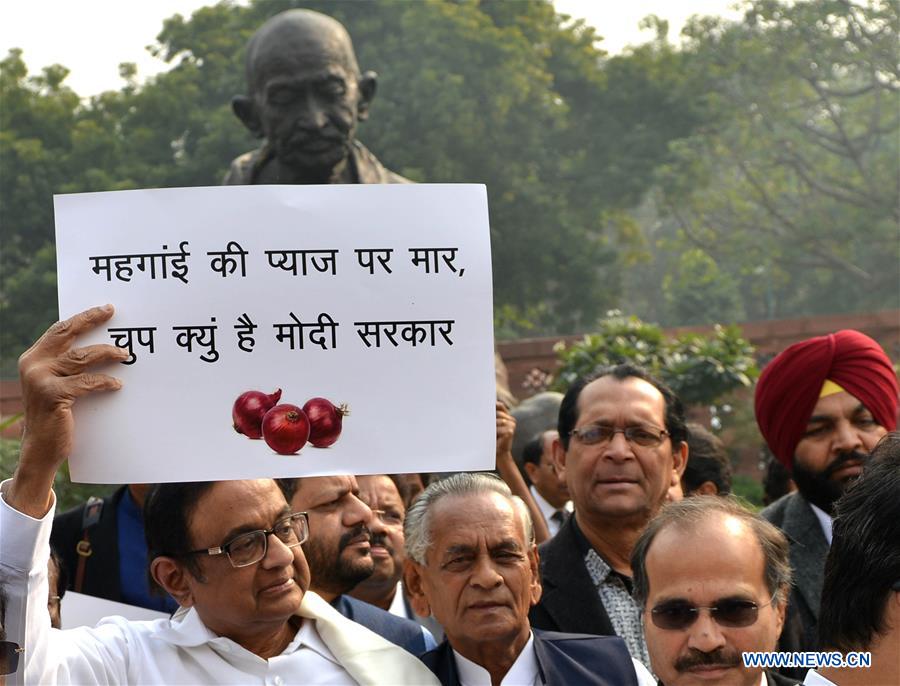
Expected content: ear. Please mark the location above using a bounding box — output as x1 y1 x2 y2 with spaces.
151 556 195 608
773 589 788 640
356 71 377 122
402 559 431 618
528 543 542 606
671 440 688 485
232 95 263 138
553 438 568 481
694 481 719 496
523 461 539 482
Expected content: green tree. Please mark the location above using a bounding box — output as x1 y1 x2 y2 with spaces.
552 311 758 407
2 0 709 375
650 0 900 321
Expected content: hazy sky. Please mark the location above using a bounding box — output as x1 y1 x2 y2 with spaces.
2 0 742 96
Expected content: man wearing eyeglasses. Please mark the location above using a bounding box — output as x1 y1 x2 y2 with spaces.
530 364 687 673
632 497 799 686
0 305 438 685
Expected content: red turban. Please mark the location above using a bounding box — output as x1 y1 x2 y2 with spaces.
755 330 898 468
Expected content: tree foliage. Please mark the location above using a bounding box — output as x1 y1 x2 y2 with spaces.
645 0 899 323
1 0 704 373
552 311 758 406
1 0 896 376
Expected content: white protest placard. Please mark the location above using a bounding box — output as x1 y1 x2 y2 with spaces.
60 591 170 630
55 185 495 483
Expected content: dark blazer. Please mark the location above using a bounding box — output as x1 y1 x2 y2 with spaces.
760 492 828 653
332 594 431 656
529 514 615 636
50 486 127 601
421 629 639 686
767 670 802 685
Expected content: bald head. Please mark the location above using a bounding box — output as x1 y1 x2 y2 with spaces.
246 9 361 94
233 9 377 183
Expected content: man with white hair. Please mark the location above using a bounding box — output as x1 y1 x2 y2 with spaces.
403 472 654 685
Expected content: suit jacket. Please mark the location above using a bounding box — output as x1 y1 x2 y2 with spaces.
760 492 828 653
50 486 127 602
529 514 615 637
420 629 639 686
333 594 431 656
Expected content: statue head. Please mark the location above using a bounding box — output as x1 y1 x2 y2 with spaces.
232 10 377 183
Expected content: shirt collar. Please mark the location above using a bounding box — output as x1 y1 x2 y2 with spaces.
453 632 538 686
808 502 834 544
530 486 556 522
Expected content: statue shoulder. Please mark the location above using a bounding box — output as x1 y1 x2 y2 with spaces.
222 146 270 185
352 140 413 184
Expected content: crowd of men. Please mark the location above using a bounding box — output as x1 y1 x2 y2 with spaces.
1 303 897 686
1 8 898 686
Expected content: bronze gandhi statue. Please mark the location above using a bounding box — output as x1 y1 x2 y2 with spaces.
225 9 408 185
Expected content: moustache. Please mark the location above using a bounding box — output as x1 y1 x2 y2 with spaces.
370 531 394 555
674 648 741 672
337 524 371 553
822 449 869 480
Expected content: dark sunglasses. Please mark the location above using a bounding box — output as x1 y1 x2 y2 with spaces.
650 594 776 631
0 640 24 676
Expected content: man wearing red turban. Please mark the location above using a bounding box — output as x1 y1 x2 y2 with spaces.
755 329 898 667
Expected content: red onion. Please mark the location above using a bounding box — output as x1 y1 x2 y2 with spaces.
302 397 349 448
232 388 282 439
262 404 311 455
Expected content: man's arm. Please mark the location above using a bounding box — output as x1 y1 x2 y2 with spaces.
1 305 126 684
6 304 126 518
495 401 551 544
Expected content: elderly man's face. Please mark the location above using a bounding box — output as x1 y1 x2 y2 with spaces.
251 36 367 181
406 492 540 658
557 375 686 524
357 475 406 586
181 480 309 639
792 391 887 512
642 515 785 686
291 475 375 598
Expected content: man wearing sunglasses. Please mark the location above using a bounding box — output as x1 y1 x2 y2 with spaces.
632 497 799 686
0 305 438 685
755 330 897 659
530 363 688 672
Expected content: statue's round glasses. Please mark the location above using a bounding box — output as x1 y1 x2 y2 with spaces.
570 424 669 448
650 594 777 631
183 512 309 568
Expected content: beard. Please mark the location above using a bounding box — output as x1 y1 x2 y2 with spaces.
792 449 869 515
301 523 374 596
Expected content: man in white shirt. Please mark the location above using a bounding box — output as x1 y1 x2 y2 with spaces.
632 497 799 686
0 305 438 685
520 431 572 537
403 472 655 686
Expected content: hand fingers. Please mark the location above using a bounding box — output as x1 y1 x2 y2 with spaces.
52 344 129 376
32 305 116 355
65 372 123 397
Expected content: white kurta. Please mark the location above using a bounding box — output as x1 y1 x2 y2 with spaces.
0 481 439 686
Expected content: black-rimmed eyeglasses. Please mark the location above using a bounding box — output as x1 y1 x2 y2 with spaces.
650 594 777 631
183 512 309 568
570 424 669 447
0 641 23 676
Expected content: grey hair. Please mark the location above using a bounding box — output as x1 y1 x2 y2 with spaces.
631 496 792 608
404 472 534 564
